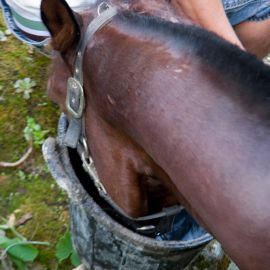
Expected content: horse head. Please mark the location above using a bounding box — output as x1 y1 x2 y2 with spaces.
41 0 181 219
41 0 270 268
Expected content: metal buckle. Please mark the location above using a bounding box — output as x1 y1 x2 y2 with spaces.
66 77 85 118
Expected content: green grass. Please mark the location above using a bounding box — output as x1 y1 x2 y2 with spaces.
0 12 73 270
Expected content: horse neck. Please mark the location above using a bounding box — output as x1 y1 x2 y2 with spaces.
83 12 270 181
80 14 270 266
83 8 270 241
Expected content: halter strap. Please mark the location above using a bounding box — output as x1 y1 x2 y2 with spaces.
74 3 118 86
66 4 118 120
62 4 183 235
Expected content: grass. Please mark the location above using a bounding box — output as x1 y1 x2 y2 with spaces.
0 12 74 270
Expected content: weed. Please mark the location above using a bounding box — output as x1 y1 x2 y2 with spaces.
0 30 7 42
23 117 49 146
55 231 81 268
0 216 50 270
14 78 36 100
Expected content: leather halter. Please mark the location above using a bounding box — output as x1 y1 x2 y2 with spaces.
63 2 183 235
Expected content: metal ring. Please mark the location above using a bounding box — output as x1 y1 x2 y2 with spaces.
97 2 112 15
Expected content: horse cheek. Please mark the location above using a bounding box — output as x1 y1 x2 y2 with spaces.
46 73 66 112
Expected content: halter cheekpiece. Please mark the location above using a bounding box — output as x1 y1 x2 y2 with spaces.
63 2 183 236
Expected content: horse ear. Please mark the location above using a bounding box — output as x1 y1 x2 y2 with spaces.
41 0 81 53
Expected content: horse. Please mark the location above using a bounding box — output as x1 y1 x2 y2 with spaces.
40 0 270 269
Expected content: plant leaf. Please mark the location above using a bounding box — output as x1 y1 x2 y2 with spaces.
10 245 38 262
9 244 38 262
0 235 10 246
0 236 38 262
70 249 81 267
10 256 28 270
0 224 9 230
55 231 72 262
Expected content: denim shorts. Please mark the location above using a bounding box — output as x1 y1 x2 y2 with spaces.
223 0 270 25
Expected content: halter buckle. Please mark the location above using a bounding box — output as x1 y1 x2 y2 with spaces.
66 77 85 118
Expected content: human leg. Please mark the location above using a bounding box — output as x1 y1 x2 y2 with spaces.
223 0 270 58
234 18 270 58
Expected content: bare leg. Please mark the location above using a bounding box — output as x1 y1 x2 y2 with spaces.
171 0 244 49
234 19 270 58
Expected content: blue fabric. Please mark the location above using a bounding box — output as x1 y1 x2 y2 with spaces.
223 0 270 25
155 210 209 241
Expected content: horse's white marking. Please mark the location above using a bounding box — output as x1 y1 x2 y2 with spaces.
169 17 179 23
107 94 116 105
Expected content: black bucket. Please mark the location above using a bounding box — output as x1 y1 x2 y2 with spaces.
42 115 213 270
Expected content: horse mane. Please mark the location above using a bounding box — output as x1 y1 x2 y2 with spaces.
118 11 270 117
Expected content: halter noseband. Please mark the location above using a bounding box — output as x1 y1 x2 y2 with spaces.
62 3 183 235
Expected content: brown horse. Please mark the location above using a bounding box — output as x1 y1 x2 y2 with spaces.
41 0 270 269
